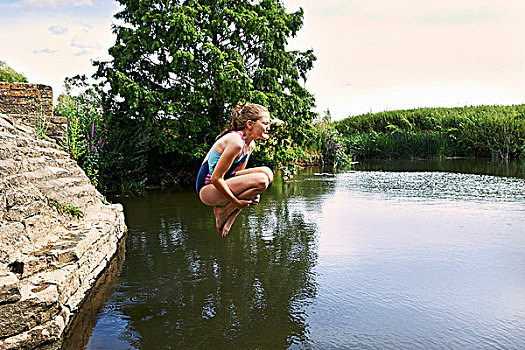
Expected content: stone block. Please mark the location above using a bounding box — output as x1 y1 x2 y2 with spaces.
0 222 28 263
19 255 54 279
0 318 64 350
0 271 21 304
23 214 60 247
0 145 14 160
0 283 59 338
0 158 17 174
4 194 46 222
0 117 15 132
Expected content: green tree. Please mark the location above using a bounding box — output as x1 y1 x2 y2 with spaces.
0 60 28 83
94 0 316 171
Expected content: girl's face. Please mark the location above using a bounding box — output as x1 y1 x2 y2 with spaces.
249 112 271 140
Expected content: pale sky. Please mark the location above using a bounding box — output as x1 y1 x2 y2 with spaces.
1 0 524 120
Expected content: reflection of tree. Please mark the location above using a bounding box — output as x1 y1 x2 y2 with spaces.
354 159 525 178
103 174 335 349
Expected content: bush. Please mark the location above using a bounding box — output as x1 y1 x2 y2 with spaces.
301 122 349 166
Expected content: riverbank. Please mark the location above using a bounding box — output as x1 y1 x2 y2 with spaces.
0 114 126 349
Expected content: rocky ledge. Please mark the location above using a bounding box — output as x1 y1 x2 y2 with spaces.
0 114 126 349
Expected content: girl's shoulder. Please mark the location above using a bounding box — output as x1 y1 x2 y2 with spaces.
214 131 244 152
221 131 244 145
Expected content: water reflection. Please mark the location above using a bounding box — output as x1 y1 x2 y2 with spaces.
61 237 126 350
353 158 525 179
78 162 525 349
84 171 330 349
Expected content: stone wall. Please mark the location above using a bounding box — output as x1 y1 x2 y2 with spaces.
0 83 53 117
0 114 126 349
0 83 66 145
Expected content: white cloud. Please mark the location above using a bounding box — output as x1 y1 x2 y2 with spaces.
411 9 503 24
73 0 93 6
74 49 89 56
80 22 94 32
71 35 101 49
33 48 58 55
21 0 60 7
21 0 93 8
48 24 68 35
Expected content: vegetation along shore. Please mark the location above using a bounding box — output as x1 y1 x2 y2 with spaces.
334 105 525 161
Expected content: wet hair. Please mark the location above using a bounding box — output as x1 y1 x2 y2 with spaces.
218 103 268 138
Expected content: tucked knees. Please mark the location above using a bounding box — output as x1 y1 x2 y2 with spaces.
261 166 274 183
253 167 273 191
253 166 273 184
200 167 274 205
253 172 270 192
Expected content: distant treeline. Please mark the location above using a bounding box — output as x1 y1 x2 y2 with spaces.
333 105 525 160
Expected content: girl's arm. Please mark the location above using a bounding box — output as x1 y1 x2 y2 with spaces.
210 136 252 208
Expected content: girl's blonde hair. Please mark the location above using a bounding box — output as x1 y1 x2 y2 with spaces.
218 103 268 138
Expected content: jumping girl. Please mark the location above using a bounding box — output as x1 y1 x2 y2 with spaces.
196 103 274 237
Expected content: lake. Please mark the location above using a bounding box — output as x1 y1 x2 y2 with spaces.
62 159 525 349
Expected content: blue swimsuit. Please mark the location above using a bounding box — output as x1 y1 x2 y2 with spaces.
196 131 249 195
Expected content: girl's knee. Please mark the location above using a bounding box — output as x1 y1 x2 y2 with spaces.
255 173 270 191
261 166 274 183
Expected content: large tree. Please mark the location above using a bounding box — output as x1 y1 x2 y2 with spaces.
95 0 316 168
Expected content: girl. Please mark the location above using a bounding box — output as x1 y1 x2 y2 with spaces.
196 103 274 237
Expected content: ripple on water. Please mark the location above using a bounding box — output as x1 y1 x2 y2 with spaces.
338 171 525 203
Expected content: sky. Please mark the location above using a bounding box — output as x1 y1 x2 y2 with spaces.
1 0 524 120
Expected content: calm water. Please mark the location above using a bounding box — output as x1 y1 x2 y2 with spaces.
63 160 525 349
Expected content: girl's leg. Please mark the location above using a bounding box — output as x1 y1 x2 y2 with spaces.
234 166 274 183
218 168 274 236
200 172 271 232
216 184 266 236
220 209 240 237
200 172 270 206
214 167 273 232
212 185 262 232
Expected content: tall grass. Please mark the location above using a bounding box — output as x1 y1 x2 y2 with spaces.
334 105 525 160
55 86 106 187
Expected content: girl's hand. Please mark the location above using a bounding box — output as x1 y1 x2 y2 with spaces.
234 199 252 209
251 194 261 205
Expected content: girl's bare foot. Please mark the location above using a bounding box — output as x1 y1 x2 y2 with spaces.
214 203 236 232
221 209 241 237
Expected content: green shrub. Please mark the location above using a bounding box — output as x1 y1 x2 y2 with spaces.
301 122 350 166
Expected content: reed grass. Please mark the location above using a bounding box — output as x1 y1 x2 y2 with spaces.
335 105 525 160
